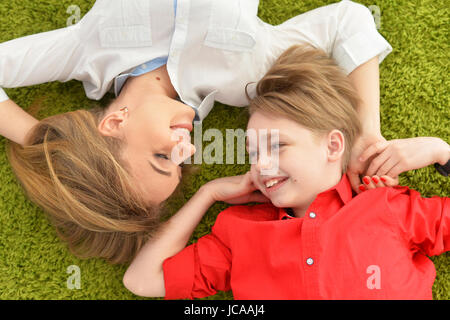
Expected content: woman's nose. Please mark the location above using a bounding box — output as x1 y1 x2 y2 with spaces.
169 129 196 165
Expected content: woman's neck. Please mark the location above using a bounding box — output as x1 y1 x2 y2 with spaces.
125 64 177 99
108 64 177 114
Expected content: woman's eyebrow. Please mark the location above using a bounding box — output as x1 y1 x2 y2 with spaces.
148 160 171 177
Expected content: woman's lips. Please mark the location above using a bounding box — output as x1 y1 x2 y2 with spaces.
170 123 193 132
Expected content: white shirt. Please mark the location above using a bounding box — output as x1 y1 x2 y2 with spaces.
0 0 392 121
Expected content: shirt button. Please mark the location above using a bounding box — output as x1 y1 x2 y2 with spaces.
306 258 314 266
309 212 316 219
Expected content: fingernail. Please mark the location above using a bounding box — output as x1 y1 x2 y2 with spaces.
372 177 379 184
359 157 364 162
380 177 387 183
363 177 370 185
359 185 366 192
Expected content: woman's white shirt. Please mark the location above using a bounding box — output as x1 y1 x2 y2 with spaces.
0 0 392 121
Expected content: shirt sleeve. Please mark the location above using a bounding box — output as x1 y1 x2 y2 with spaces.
331 0 392 75
270 0 392 76
0 88 8 103
0 25 82 99
387 187 450 257
163 214 232 300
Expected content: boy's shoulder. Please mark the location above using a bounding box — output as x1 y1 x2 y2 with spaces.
217 203 280 223
361 185 423 199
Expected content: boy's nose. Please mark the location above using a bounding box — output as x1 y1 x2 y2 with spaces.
256 156 272 172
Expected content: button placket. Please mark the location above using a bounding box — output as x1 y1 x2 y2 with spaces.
300 206 321 298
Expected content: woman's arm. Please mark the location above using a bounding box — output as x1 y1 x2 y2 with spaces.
0 22 82 102
0 99 38 145
346 55 392 193
348 55 381 138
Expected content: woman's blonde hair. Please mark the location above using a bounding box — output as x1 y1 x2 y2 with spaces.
7 107 163 264
247 44 363 173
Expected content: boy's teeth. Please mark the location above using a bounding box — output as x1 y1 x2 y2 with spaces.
265 178 285 188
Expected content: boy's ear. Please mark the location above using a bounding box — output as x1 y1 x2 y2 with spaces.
327 129 345 162
97 111 127 139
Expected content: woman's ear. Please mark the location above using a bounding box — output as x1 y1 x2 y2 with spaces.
327 129 345 162
97 111 127 138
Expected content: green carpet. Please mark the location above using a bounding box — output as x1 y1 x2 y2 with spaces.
0 0 448 300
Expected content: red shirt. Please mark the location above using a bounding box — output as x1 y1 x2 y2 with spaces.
163 174 449 299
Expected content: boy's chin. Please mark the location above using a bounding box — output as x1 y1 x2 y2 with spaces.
268 196 291 209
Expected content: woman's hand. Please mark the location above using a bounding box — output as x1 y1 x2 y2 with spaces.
356 137 449 192
358 174 398 192
204 172 270 205
359 137 448 176
347 133 397 194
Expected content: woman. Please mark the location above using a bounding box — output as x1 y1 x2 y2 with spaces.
0 0 392 263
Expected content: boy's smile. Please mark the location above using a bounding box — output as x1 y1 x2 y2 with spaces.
246 111 345 218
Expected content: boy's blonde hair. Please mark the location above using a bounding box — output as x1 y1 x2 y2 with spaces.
247 44 363 173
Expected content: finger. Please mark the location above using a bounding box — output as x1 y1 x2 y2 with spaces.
365 152 391 176
362 175 377 190
375 157 400 177
359 140 389 162
380 175 399 187
370 175 386 188
382 163 406 179
348 171 364 194
241 171 256 187
247 192 271 203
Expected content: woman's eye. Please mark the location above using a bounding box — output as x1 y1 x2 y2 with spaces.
155 153 169 160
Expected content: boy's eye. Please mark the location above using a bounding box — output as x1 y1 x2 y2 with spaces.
248 150 257 162
271 143 285 150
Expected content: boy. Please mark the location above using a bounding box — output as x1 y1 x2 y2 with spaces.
123 45 449 299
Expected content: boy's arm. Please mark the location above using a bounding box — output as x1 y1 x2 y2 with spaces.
388 189 449 257
123 172 262 298
0 99 39 145
123 186 215 298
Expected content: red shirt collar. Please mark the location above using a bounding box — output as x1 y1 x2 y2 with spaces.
277 173 354 220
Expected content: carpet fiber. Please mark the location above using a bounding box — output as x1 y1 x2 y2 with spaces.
0 0 448 300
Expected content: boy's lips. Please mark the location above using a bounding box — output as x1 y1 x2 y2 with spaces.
262 176 289 193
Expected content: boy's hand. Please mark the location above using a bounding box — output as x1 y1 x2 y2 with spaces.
204 172 270 205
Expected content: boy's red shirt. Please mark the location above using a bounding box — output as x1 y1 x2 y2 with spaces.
163 174 449 299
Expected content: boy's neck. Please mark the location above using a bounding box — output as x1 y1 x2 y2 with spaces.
292 171 343 218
